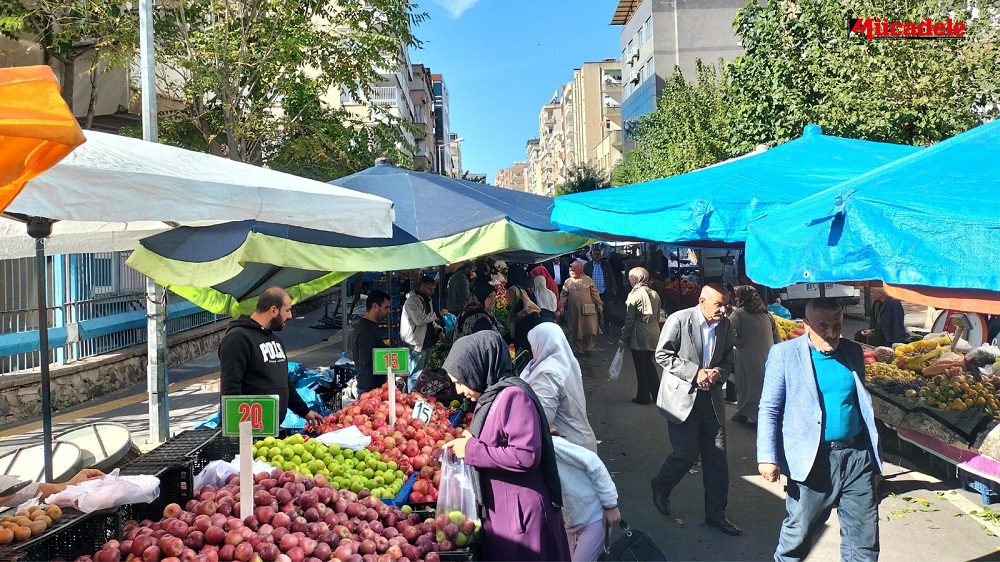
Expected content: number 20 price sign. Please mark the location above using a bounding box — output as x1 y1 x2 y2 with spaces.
221 395 280 437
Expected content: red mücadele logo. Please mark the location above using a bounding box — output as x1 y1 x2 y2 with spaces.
848 17 967 39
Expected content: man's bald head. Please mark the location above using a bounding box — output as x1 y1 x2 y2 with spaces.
699 282 729 323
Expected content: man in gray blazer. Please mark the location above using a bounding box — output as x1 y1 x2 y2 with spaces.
758 297 881 561
652 283 741 536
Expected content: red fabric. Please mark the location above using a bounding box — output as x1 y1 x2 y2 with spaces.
531 266 560 308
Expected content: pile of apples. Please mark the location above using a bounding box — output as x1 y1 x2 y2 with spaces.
407 467 439 506
78 469 464 562
304 386 467 480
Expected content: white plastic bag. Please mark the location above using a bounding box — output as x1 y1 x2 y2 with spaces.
609 347 625 381
46 469 159 513
315 425 371 450
194 460 238 490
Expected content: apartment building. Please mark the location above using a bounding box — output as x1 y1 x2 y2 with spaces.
525 139 543 195
432 74 455 177
409 63 437 171
612 0 743 147
449 132 464 178
572 60 623 175
526 84 576 196
495 163 528 192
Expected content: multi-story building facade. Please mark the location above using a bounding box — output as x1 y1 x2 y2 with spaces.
525 139 543 195
449 133 463 178
528 84 576 196
495 163 528 192
612 0 742 147
432 74 455 177
572 60 623 175
409 63 437 171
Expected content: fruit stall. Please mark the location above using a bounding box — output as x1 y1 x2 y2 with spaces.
0 383 479 562
859 334 1000 502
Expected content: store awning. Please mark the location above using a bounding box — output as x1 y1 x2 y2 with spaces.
126 160 593 315
746 119 1000 314
0 66 86 213
550 125 920 247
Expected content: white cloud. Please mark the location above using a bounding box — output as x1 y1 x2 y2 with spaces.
434 0 480 18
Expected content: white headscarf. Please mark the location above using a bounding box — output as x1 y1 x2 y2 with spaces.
520 322 582 387
532 275 558 312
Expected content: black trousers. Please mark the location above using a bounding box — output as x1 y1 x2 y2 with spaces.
630 349 660 403
652 392 730 522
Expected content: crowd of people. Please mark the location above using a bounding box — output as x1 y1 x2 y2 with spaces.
216 244 885 562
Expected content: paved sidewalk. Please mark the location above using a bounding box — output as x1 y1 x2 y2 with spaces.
0 307 352 454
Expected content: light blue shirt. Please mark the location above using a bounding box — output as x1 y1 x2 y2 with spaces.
698 313 718 391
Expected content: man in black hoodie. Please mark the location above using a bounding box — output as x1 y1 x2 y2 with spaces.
219 286 323 424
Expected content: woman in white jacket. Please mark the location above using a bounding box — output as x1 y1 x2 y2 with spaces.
552 430 621 561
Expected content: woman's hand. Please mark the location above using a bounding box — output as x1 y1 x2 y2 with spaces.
446 437 470 458
68 469 105 485
603 507 621 527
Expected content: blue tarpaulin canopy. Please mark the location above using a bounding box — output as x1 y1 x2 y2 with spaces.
746 119 1000 314
550 125 920 246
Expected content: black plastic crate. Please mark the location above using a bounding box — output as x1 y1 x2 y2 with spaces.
0 509 119 562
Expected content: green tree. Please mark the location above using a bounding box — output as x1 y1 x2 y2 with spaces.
153 0 426 165
726 0 1000 153
611 61 733 186
557 163 611 196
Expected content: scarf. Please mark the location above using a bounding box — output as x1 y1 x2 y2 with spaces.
531 275 558 312
472 282 496 306
628 267 655 322
735 285 767 314
530 266 560 308
443 332 564 512
507 286 541 340
519 322 582 389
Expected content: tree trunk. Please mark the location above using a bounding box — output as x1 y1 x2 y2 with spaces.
56 55 76 113
83 62 101 130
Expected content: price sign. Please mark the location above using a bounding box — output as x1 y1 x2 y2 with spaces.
221 395 279 437
412 399 434 425
373 348 409 374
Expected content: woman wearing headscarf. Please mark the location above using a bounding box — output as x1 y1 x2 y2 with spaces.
620 267 663 405
454 283 502 340
443 332 571 562
530 265 560 310
520 322 598 453
729 285 782 425
560 259 603 356
530 275 558 323
505 286 542 358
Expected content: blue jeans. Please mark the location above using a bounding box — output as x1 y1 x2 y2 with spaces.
407 349 428 392
775 440 879 562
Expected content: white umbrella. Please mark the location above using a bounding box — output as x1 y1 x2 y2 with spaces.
1 130 395 480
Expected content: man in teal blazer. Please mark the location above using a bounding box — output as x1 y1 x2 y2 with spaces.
757 297 882 561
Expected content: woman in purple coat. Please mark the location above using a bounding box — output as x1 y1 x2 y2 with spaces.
444 331 571 562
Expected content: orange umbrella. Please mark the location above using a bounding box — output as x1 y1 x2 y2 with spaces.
0 66 86 213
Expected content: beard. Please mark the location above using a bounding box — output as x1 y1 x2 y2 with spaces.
268 316 286 331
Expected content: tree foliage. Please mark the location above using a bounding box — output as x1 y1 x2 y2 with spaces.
557 163 611 196
611 61 733 186
153 0 427 166
613 0 1000 185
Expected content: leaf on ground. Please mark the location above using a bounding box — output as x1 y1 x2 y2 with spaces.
954 513 965 517
675 518 684 525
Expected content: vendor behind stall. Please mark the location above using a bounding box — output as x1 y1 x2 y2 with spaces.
0 469 104 507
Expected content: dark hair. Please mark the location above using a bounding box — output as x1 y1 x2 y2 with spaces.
805 297 843 318
256 286 290 313
419 276 437 287
366 290 390 310
458 262 474 273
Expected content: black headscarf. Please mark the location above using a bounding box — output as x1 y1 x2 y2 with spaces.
735 285 767 314
472 282 496 307
442 331 563 513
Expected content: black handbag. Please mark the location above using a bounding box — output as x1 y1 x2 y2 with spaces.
599 519 667 561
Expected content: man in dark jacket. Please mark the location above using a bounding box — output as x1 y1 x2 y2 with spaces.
584 246 618 330
219 286 323 424
349 290 391 393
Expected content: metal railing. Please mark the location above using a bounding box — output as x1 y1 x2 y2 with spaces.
0 251 225 374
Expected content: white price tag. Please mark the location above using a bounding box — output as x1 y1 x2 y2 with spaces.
413 399 433 425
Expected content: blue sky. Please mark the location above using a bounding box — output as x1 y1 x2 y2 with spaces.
409 1 621 182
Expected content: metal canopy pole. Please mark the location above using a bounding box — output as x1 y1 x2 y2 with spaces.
139 0 168 444
28 219 54 483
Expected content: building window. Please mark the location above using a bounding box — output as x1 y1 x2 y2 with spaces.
644 17 652 41
647 57 654 79
627 39 634 60
637 29 644 48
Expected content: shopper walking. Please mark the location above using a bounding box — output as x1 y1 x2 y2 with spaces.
551 430 621 561
560 260 603 356
400 276 446 391
651 283 741 536
729 285 782 424
443 331 571 562
584 246 618 330
620 267 662 405
531 274 558 322
758 297 881 562
505 285 542 358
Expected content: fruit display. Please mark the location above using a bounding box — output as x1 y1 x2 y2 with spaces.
864 363 922 396
407 467 439 506
771 314 805 340
894 336 952 373
432 511 479 552
303 386 467 478
253 434 406 500
916 373 999 415
81 469 461 562
873 346 895 364
0 505 62 545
